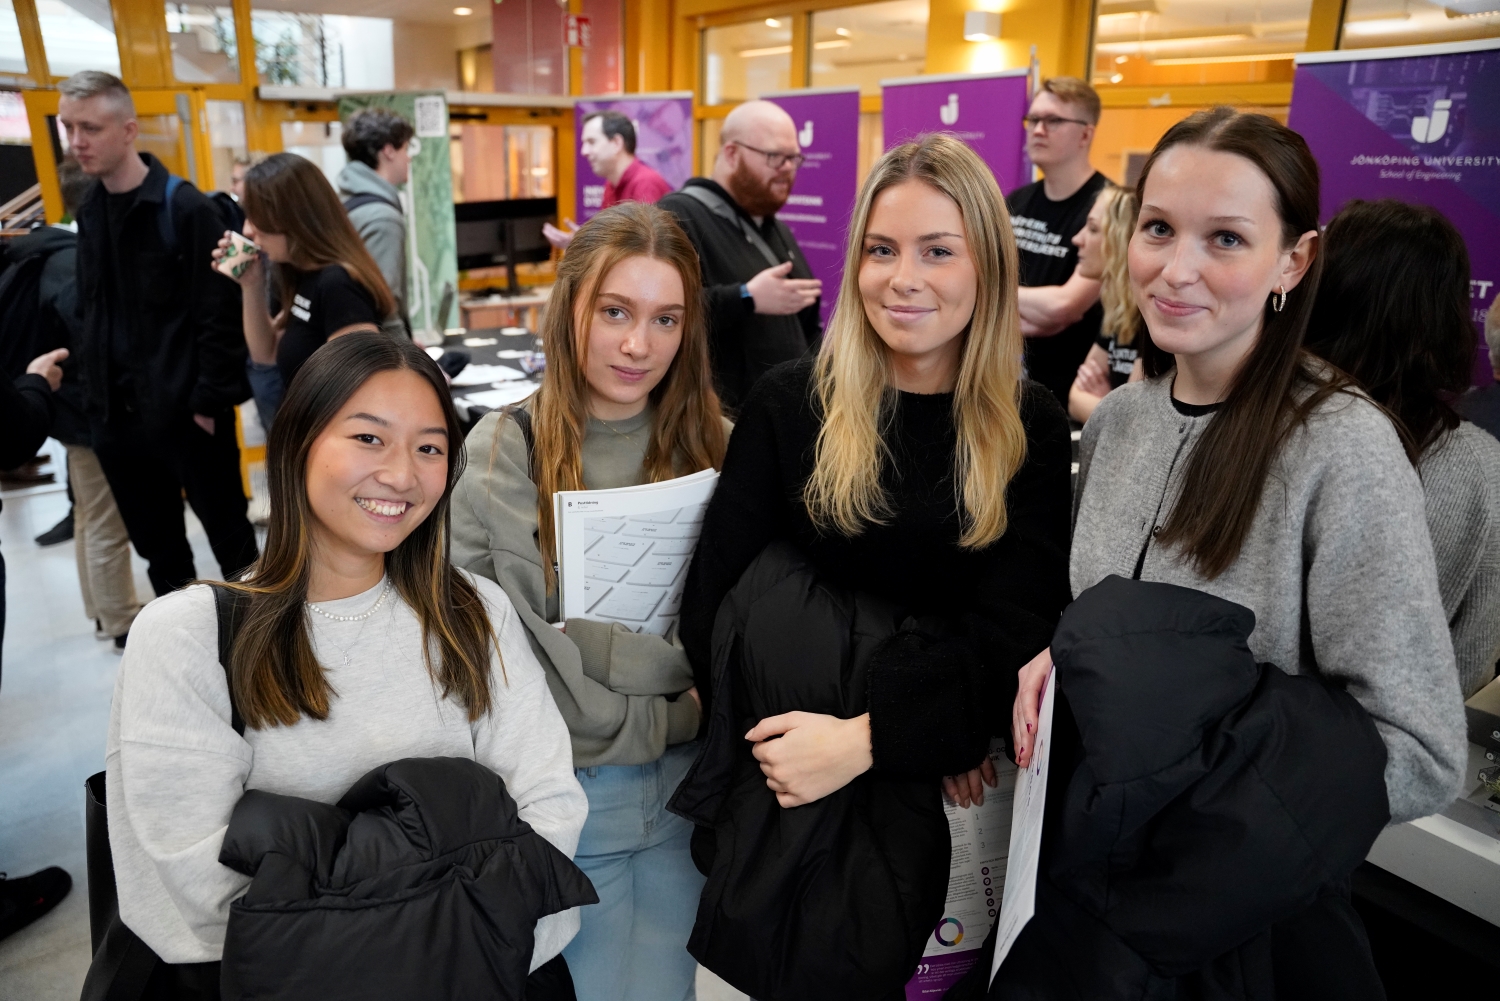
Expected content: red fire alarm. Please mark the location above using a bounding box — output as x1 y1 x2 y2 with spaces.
565 14 591 48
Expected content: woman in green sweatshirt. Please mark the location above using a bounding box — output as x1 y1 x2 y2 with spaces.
451 202 728 1001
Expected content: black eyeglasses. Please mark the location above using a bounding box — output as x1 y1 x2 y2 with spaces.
733 142 806 170
1022 114 1091 131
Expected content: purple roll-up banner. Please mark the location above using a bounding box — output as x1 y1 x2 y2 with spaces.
574 91 694 224
881 69 1032 194
1288 38 1500 386
765 87 861 326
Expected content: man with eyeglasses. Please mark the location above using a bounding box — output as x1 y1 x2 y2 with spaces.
660 100 821 409
1008 77 1109 410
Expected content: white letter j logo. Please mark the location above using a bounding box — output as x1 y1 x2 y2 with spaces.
798 120 814 147
940 93 959 126
1412 99 1452 144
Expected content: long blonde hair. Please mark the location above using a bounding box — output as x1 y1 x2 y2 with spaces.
523 202 727 588
1096 185 1142 347
803 133 1027 549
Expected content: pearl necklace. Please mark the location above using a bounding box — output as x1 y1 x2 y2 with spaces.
307 579 392 622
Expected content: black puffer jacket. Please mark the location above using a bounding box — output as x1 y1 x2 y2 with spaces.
670 542 952 1001
950 576 1390 1001
218 757 598 1001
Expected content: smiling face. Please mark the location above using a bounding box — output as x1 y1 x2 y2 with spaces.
303 368 450 567
1072 193 1108 280
1130 144 1316 397
858 179 978 393
580 255 686 420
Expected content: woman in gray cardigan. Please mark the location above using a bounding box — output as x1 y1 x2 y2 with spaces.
1306 199 1500 699
1013 109 1466 835
452 203 728 1001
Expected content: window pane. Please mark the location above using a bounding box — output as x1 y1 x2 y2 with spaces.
37 0 121 78
280 119 344 185
1092 0 1311 89
0 0 28 77
205 99 245 193
252 11 392 89
701 19 791 106
452 123 555 202
1342 0 1500 48
166 3 238 83
810 0 927 96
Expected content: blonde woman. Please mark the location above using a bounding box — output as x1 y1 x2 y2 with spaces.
1068 185 1143 423
680 133 1071 822
451 201 728 1001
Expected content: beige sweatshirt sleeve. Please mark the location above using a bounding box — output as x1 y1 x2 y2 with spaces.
451 411 700 768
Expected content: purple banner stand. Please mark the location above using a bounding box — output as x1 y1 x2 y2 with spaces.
765 87 861 326
1288 39 1500 386
574 92 694 224
880 69 1032 195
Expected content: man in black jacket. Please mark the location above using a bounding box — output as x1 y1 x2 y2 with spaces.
659 100 821 409
60 71 256 595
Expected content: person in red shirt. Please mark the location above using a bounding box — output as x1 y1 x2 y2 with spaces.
544 111 673 249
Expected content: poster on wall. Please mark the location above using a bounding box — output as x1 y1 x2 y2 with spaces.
881 69 1032 194
574 92 694 224
765 87 861 326
1288 38 1500 385
338 91 458 344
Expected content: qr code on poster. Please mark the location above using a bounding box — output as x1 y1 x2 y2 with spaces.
414 95 446 138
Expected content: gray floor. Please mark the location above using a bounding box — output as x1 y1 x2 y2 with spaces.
0 442 746 1001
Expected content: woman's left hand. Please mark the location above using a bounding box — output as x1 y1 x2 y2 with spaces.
746 712 873 808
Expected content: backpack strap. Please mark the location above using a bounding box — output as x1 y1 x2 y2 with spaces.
343 192 402 215
157 175 185 253
211 585 249 736
504 404 535 479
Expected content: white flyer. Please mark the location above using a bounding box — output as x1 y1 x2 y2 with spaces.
553 469 718 636
906 742 1017 997
989 668 1056 986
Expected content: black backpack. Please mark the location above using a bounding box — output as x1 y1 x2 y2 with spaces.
0 246 53 379
342 191 402 215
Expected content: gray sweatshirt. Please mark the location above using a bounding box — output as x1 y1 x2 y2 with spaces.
105 575 587 965
336 160 407 321
1073 375 1466 825
451 406 708 768
1419 421 1500 697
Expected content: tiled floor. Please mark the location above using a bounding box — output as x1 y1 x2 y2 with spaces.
0 442 748 1001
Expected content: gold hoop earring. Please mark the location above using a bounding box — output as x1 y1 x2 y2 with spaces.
1272 285 1287 313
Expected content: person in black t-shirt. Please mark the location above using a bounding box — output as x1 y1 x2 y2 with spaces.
1068 185 1144 423
214 153 395 427
1007 77 1109 409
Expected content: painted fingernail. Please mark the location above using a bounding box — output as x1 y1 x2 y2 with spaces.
1027 723 1033 732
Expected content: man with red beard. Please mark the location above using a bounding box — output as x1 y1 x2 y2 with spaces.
660 100 821 409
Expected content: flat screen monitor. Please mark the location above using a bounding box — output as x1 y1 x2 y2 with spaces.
455 197 556 295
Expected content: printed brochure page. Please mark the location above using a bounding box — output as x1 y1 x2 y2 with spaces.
905 741 1017 999
553 469 719 636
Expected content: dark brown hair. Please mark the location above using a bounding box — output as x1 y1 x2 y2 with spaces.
1137 107 1349 579
222 331 498 728
520 201 726 588
242 152 397 323
1305 198 1474 460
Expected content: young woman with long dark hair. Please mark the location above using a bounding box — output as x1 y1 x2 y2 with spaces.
105 332 586 992
212 152 398 426
451 201 727 1001
1014 109 1465 828
1306 198 1500 697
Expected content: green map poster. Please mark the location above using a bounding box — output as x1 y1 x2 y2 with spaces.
338 91 457 343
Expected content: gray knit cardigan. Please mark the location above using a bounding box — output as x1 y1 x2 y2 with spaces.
1073 375 1466 825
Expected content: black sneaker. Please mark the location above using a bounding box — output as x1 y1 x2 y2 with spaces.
113 633 128 655
0 867 72 943
35 508 75 547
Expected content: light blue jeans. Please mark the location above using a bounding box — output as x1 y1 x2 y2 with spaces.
563 742 704 1001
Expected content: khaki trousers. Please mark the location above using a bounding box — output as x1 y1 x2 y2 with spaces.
66 443 141 638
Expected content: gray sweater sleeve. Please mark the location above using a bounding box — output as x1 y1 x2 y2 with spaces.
1420 422 1500 697
450 411 700 768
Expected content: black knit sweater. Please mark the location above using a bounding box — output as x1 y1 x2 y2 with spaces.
680 358 1073 777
